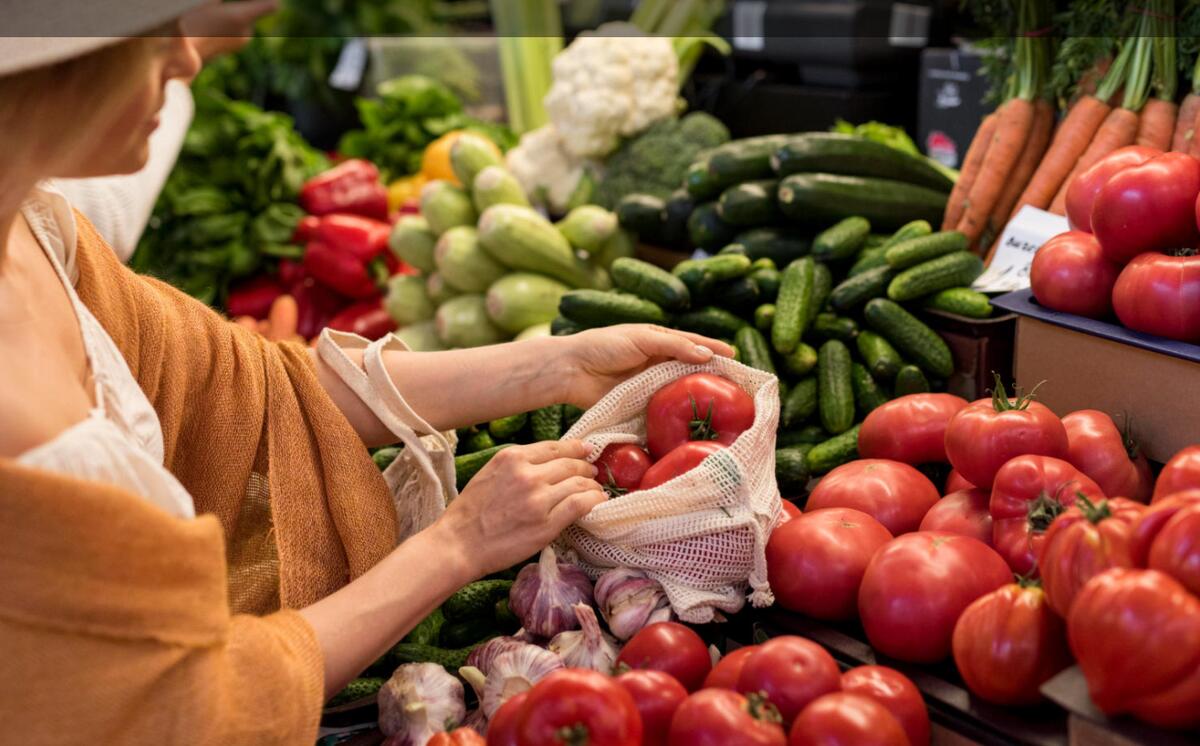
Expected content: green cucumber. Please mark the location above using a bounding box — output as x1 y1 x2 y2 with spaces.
778 425 828 447
696 253 753 280
674 307 746 339
440 618 498 649
372 447 401 472
616 194 667 240
707 136 789 187
851 363 889 416
455 444 512 489
806 425 862 475
772 258 816 354
466 430 496 452
780 343 818 376
848 247 890 277
562 405 585 430
688 202 737 250
777 173 948 230
881 219 934 249
662 189 696 247
551 315 583 336
610 257 691 310
752 258 777 271
443 579 514 620
812 217 871 262
775 447 812 496
754 303 776 332
388 642 481 672
811 313 859 343
559 289 667 327
885 231 969 270
809 263 833 324
771 133 955 191
403 608 444 646
750 266 781 302
327 677 386 707
489 413 528 441
735 326 775 375
829 265 895 311
719 243 748 256
924 287 994 318
735 227 811 265
894 365 931 395
856 331 904 381
495 598 520 630
817 340 855 434
782 376 818 428
864 299 953 378
685 155 722 200
720 277 762 315
530 405 564 441
887 251 984 302
718 179 780 226
672 259 716 301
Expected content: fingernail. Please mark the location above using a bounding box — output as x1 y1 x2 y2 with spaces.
589 464 599 476
694 344 713 358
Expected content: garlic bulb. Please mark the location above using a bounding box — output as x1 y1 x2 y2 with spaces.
477 643 563 718
509 545 595 638
549 603 620 673
377 662 466 743
594 567 674 640
465 635 528 677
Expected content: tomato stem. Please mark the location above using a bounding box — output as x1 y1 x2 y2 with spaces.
1026 490 1066 532
556 723 591 746
1075 491 1111 524
688 394 720 441
600 465 627 499
1015 570 1043 589
744 691 783 725
988 372 1045 412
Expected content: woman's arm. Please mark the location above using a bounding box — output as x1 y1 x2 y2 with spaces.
315 325 734 448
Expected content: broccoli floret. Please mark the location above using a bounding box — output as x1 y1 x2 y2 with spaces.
595 112 731 208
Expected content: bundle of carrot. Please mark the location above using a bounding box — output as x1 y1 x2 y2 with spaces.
1174 5 1200 155
943 0 1054 251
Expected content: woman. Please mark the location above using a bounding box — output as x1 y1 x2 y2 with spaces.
0 5 731 743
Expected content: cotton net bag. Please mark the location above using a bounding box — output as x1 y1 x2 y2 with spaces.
557 355 784 624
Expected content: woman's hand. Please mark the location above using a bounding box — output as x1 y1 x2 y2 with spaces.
559 324 735 409
432 440 605 578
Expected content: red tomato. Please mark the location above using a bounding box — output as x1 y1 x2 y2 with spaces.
951 583 1071 706
1062 410 1153 502
667 688 787 746
1092 152 1200 265
645 373 756 460
989 455 1106 575
918 489 993 545
1128 490 1200 596
1152 445 1200 502
516 669 642 746
788 693 909 746
1065 145 1161 232
857 394 969 465
617 670 688 746
487 691 529 746
805 460 940 535
944 469 974 494
943 384 1069 490
430 728 486 746
1111 251 1200 342
780 500 802 520
858 532 1012 663
638 441 726 490
705 646 758 690
1068 569 1200 730
736 636 841 727
1029 231 1121 319
766 508 894 620
1038 496 1146 617
595 443 652 495
617 622 712 692
840 666 930 746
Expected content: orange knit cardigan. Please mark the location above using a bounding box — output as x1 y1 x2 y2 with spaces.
0 212 399 744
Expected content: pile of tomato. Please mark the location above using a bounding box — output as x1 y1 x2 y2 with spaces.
1031 147 1200 342
592 373 756 495
766 387 1200 731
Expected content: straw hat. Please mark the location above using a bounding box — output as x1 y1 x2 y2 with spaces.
0 0 204 77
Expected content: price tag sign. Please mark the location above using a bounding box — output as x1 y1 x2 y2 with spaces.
972 206 1069 293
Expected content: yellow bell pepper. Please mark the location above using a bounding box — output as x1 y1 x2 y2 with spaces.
387 174 428 213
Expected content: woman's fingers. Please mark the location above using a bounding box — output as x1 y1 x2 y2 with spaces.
516 439 591 464
538 475 604 511
546 486 607 526
532 456 599 484
633 326 734 363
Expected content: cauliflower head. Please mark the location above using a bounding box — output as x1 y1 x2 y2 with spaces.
505 125 597 214
543 23 679 160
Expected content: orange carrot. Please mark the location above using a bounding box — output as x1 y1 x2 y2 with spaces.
1171 93 1200 152
957 98 1036 246
1048 107 1141 214
991 99 1054 233
1191 107 1200 158
1011 95 1111 214
942 113 997 230
1135 98 1177 150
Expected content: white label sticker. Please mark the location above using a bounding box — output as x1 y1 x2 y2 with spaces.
732 1 766 52
972 206 1069 293
329 37 368 92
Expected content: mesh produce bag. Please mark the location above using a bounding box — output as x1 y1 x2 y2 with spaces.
557 356 783 624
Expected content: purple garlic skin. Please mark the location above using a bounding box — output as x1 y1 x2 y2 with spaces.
549 603 620 673
377 662 465 743
465 635 528 677
509 545 595 638
480 644 564 718
594 567 674 641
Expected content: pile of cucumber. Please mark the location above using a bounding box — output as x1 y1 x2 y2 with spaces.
551 217 993 495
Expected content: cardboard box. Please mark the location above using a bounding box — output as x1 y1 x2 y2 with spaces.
994 290 1200 464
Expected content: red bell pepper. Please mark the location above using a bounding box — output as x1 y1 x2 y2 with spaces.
277 258 307 290
292 215 322 244
326 299 397 340
299 159 388 221
226 275 285 320
302 240 384 300
293 277 350 340
314 214 391 262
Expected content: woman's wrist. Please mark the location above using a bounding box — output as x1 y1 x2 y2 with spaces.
421 514 486 588
529 334 582 407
